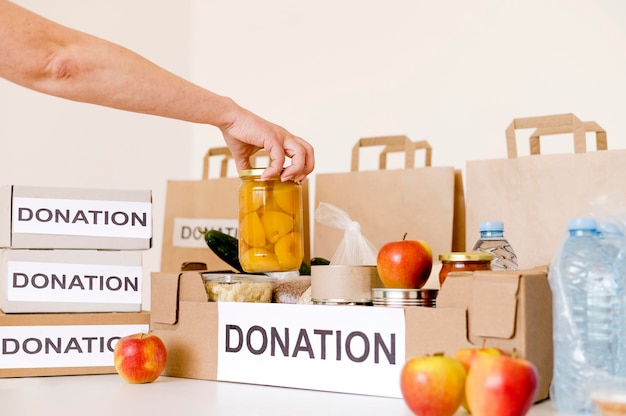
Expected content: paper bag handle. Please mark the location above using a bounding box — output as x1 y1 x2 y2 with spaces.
202 147 270 179
528 120 608 155
505 113 588 159
202 147 232 179
351 135 425 171
378 140 432 169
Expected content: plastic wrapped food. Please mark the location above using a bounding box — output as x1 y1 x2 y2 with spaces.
272 276 311 304
202 273 275 303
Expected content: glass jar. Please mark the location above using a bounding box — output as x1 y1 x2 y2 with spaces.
238 169 304 273
438 252 493 285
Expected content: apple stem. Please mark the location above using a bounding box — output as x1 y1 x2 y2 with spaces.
402 232 408 241
481 339 486 348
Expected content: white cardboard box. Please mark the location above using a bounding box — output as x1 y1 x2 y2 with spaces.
0 310 150 377
0 185 152 250
1 249 143 313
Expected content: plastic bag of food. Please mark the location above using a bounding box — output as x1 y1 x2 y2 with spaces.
314 202 378 265
272 275 312 304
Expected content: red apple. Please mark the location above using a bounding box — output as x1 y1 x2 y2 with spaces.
454 346 507 412
465 354 539 416
400 354 466 416
377 234 433 289
113 333 167 384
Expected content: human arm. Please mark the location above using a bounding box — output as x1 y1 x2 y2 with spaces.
0 0 313 181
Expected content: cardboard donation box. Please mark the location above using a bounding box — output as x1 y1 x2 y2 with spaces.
0 185 152 250
161 148 310 272
314 136 462 261
0 310 150 377
0 249 143 313
150 268 553 402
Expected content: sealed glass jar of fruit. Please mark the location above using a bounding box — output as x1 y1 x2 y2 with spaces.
438 252 493 285
238 169 304 273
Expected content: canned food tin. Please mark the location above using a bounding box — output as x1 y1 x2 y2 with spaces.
371 288 439 308
438 252 493 286
310 265 382 305
238 169 304 273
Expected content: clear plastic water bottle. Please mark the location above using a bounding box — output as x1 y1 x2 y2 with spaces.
599 223 626 378
549 217 618 413
614 247 626 378
471 221 518 271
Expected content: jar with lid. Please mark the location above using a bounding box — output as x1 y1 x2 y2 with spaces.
438 252 493 285
238 169 304 273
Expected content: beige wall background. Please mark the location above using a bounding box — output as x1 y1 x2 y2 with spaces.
2 0 626 309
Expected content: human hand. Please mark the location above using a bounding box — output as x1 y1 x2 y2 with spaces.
220 105 314 183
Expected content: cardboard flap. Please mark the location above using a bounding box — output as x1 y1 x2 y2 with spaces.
179 271 210 302
469 272 520 339
150 272 182 325
436 273 474 308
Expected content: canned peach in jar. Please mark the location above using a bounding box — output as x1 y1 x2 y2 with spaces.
238 169 304 273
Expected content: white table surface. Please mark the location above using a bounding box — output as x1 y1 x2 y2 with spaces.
0 374 563 415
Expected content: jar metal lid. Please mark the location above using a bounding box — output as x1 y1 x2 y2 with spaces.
438 252 493 262
238 168 268 178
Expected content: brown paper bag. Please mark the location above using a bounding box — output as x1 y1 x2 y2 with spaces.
314 135 458 262
466 113 623 269
161 147 310 272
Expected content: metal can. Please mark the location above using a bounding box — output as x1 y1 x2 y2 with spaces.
238 169 304 273
371 288 439 308
310 265 381 305
438 252 493 286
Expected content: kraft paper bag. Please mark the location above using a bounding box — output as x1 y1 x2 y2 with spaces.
314 136 459 264
161 147 310 273
465 113 626 269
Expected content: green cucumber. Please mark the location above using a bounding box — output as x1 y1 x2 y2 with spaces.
202 229 244 273
202 229 325 276
311 257 331 266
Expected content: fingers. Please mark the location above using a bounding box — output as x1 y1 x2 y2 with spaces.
274 136 315 183
222 113 314 182
234 154 253 173
284 139 314 183
261 143 286 180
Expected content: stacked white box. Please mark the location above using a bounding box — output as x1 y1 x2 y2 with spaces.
0 185 152 377
0 185 152 313
0 249 143 313
0 185 152 250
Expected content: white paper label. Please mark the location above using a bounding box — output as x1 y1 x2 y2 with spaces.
171 218 238 248
0 324 148 369
12 197 152 239
216 303 406 398
6 261 142 304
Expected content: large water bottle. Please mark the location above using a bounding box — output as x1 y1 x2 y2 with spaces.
549 217 618 413
471 221 518 271
614 247 626 378
600 223 626 378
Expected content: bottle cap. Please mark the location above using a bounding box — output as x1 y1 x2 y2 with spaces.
479 221 504 232
567 217 597 231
